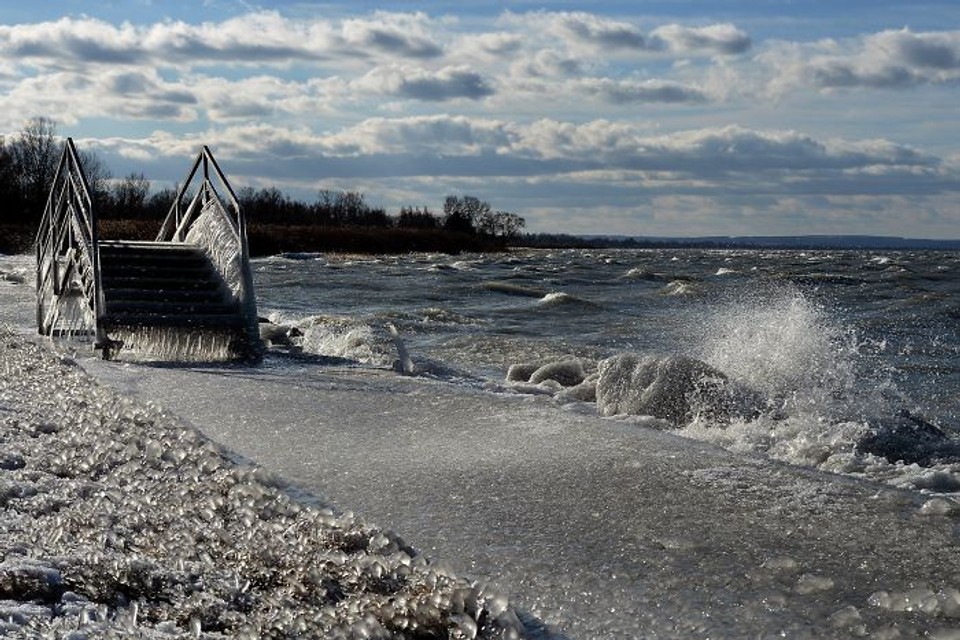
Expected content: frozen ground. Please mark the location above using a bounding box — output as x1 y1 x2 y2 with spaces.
4 254 960 638
0 260 523 638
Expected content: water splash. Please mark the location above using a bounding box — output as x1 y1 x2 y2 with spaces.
680 285 902 470
695 285 867 419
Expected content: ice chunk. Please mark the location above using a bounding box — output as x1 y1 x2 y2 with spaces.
596 353 740 425
529 359 587 387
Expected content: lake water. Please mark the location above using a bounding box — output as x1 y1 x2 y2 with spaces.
253 247 960 494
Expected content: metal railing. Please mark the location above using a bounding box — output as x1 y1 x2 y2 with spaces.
35 138 104 343
157 146 261 360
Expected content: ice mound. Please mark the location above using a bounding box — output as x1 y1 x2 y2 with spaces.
0 267 27 284
595 353 754 426
505 358 598 400
0 332 528 638
856 410 960 465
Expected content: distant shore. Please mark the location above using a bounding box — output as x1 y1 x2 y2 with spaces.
6 221 960 256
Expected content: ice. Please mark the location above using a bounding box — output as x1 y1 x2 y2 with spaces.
108 326 238 362
5 252 960 638
595 352 744 424
0 332 526 638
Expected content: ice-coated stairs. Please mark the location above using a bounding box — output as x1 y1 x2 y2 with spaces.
94 240 252 361
37 139 261 362
98 240 242 330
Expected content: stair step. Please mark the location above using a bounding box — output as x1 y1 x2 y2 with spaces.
105 300 239 315
100 276 223 291
104 288 227 303
94 239 249 339
99 240 203 252
100 312 246 329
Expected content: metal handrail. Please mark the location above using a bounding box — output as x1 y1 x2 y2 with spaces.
157 146 261 361
35 138 103 343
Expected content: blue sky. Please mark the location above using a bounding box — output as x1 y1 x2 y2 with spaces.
2 1 960 238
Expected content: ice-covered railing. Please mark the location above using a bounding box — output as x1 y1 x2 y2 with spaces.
35 138 103 343
157 146 261 360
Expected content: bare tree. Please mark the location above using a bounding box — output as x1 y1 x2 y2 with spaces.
10 117 62 221
79 148 113 213
113 172 150 214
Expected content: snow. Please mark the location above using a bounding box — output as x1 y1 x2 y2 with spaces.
3 253 960 638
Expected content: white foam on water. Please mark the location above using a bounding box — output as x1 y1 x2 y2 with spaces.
266 311 394 367
674 285 960 492
662 280 697 296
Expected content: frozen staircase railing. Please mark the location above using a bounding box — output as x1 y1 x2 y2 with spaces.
148 145 262 362
35 138 103 343
36 139 262 362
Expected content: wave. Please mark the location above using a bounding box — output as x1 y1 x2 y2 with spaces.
482 281 547 297
661 280 698 296
622 267 660 280
502 285 960 495
537 292 597 308
277 252 324 261
262 311 393 367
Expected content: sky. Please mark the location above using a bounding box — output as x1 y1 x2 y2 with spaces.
2 1 960 238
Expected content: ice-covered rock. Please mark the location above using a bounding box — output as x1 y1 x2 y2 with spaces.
596 353 738 425
507 359 590 388
258 318 303 347
855 410 958 465
529 359 587 387
505 362 544 383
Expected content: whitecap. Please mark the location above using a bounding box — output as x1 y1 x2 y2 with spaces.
537 292 597 308
661 280 696 296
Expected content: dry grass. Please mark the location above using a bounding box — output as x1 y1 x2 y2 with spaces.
4 219 503 257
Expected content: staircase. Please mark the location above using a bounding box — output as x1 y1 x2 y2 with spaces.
37 139 261 362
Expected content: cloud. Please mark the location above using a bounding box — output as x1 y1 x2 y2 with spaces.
341 13 444 58
577 78 709 104
765 28 960 93
322 115 513 155
356 66 495 102
501 11 751 58
0 11 447 72
551 12 649 50
651 24 751 55
79 117 960 238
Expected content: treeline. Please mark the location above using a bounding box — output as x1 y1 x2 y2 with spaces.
0 117 527 255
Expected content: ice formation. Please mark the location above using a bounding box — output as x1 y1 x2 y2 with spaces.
0 332 527 638
595 353 748 425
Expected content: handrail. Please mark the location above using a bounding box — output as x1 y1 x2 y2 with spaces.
157 146 261 361
35 138 103 343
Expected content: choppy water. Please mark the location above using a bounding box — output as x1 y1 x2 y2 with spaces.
253 248 960 493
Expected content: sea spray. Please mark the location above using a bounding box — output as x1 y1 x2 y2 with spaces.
680 284 905 469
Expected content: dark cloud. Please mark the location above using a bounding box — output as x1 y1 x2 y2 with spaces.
883 30 960 70
583 79 709 104
806 61 917 89
360 28 443 58
651 24 752 55
397 70 495 101
560 14 648 50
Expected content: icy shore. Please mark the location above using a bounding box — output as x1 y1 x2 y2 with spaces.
0 332 524 638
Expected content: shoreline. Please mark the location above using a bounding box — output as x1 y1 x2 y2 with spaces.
4 253 960 637
0 333 527 638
